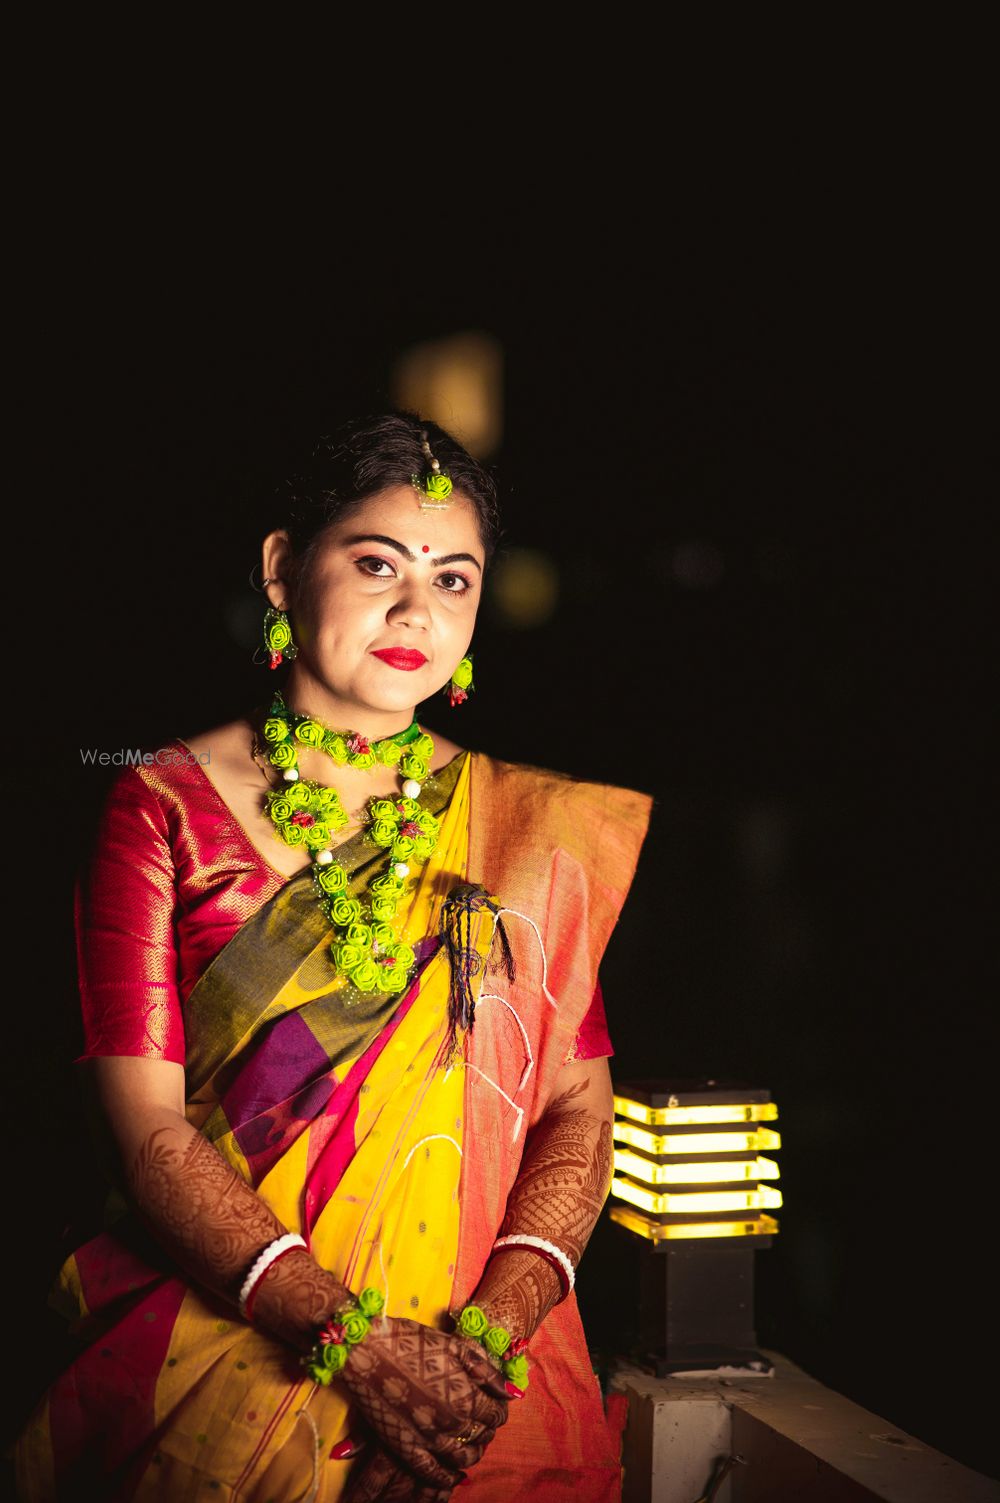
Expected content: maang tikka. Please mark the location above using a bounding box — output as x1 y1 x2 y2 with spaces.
411 433 454 508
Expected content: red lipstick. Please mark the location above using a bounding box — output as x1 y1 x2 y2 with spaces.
371 647 428 671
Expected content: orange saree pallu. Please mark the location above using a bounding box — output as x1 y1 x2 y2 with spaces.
17 750 651 1502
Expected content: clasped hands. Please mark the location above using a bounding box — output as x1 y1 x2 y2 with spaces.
250 1249 508 1499
338 1315 510 1501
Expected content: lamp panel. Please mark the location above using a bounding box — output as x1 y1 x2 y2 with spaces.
614 1097 779 1128
611 1176 783 1216
613 1150 781 1186
613 1123 782 1155
609 1205 781 1242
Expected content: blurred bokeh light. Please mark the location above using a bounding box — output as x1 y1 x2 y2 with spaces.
391 330 503 458
487 546 560 628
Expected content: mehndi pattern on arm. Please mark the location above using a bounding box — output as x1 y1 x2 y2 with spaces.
473 1075 614 1341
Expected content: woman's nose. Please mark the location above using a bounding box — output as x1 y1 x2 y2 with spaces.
386 580 432 629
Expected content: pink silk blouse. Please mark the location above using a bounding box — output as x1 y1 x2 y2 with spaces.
75 746 614 1067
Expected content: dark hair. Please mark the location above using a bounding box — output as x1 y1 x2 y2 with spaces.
276 411 501 575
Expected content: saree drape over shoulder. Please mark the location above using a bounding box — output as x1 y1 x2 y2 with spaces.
18 746 652 1502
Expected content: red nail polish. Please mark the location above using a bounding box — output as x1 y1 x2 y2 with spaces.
504 1381 524 1400
329 1435 365 1459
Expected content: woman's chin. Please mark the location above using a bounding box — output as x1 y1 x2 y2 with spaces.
348 680 437 722
357 670 444 713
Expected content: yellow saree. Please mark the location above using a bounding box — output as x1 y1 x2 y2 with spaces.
18 748 653 1502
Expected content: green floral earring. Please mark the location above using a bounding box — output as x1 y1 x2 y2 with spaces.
446 654 475 707
263 606 297 670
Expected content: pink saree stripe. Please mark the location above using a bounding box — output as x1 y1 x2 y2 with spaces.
48 1271 186 1488
73 1231 166 1317
302 976 421 1237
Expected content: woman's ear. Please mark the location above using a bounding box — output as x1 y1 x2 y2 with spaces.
261 530 294 610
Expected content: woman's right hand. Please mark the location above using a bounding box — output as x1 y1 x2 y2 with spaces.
339 1316 510 1496
248 1248 353 1350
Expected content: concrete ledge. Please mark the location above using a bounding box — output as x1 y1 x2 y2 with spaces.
611 1351 999 1503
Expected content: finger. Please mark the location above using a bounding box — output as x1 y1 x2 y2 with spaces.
453 1338 512 1403
343 1448 400 1503
350 1454 442 1503
380 1465 434 1502
469 1387 508 1432
370 1416 463 1489
346 1391 462 1487
442 1417 486 1444
330 1434 369 1461
448 1440 486 1472
401 1439 463 1489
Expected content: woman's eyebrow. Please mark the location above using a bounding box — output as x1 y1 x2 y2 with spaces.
342 532 416 560
434 551 483 572
342 533 482 572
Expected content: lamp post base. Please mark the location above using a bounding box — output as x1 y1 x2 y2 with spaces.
631 1237 774 1377
635 1345 775 1379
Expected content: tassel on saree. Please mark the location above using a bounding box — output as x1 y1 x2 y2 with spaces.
438 882 516 1062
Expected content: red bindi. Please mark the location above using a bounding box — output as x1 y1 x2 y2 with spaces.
421 545 430 553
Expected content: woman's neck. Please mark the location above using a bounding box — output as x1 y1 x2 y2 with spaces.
280 664 417 741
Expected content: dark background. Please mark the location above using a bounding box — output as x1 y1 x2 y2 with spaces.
10 208 991 1479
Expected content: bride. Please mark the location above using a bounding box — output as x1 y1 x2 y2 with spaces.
17 412 652 1501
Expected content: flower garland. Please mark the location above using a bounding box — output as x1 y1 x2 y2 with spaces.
454 1304 529 1394
303 1286 386 1384
259 692 441 996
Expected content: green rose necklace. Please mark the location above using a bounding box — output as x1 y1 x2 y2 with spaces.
256 691 441 997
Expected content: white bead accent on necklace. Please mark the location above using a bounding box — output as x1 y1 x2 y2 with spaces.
491 1234 576 1294
393 862 410 879
315 850 333 865
238 1232 307 1317
282 768 300 782
402 779 422 798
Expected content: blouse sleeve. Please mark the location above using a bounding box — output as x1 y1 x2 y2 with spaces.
567 975 614 1062
74 768 185 1065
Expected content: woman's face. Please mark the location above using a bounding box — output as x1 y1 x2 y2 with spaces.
277 485 485 720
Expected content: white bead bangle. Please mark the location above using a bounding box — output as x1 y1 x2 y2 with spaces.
238 1233 307 1317
492 1234 576 1296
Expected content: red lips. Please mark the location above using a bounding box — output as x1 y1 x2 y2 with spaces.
371 647 428 671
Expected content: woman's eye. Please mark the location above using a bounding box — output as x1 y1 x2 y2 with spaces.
357 556 396 578
437 573 471 594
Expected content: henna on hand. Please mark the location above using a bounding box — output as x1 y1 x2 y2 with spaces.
344 1448 452 1503
339 1316 508 1490
248 1247 350 1350
126 1122 350 1342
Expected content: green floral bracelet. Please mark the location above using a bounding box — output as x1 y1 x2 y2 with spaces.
454 1304 529 1394
303 1286 385 1385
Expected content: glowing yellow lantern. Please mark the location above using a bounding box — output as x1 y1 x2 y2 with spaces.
607 1081 782 1375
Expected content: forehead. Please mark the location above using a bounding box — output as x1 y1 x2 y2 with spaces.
328 485 485 561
